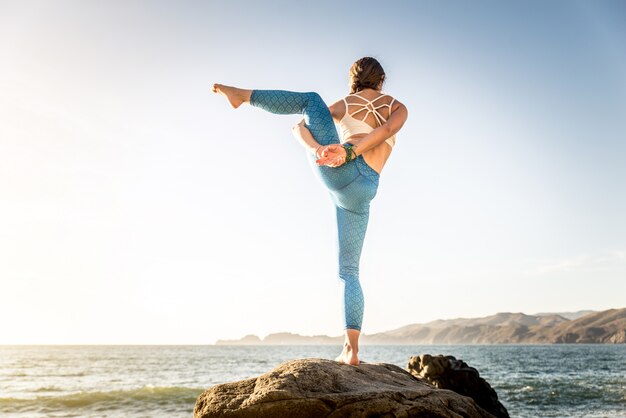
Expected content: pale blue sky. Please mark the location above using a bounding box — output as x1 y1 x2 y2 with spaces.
1 0 624 344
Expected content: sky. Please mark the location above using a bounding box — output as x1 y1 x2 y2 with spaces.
1 0 625 344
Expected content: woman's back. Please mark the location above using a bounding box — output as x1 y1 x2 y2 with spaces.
331 88 400 174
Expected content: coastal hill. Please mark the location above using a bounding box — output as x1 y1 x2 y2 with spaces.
215 307 626 345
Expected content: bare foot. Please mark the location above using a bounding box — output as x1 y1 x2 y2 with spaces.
211 83 248 109
334 343 360 365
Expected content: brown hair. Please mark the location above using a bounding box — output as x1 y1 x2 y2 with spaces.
349 57 386 94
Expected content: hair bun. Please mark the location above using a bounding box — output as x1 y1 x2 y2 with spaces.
349 57 386 94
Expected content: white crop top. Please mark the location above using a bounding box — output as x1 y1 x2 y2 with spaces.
335 92 396 148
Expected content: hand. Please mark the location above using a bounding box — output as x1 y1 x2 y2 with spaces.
316 144 347 167
315 144 341 160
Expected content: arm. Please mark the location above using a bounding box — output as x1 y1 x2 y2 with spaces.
290 99 343 155
316 101 409 166
292 118 346 165
351 101 408 157
291 119 321 156
293 99 342 156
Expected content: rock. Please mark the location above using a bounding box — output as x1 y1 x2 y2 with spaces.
194 358 495 417
407 354 509 418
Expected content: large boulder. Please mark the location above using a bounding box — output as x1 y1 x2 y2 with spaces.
194 358 495 417
407 354 509 418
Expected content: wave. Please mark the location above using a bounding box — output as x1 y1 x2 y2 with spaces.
31 386 65 393
0 386 203 414
4 371 87 377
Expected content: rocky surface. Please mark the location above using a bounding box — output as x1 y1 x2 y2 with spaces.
408 354 509 418
194 357 496 417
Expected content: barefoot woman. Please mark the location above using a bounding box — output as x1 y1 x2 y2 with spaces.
212 57 408 365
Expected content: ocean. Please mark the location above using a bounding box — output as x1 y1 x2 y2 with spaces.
0 344 624 417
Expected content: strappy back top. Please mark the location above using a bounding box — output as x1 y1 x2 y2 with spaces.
336 92 396 148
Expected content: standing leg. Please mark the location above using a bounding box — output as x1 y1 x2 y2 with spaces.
336 204 369 332
332 171 379 365
333 203 371 365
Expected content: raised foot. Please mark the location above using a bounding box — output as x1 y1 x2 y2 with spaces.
211 83 246 109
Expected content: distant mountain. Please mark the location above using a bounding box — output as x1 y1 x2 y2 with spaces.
369 312 571 344
214 308 626 345
546 308 626 344
532 310 596 320
216 332 342 345
215 334 263 345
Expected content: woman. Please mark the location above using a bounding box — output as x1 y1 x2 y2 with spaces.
212 57 408 365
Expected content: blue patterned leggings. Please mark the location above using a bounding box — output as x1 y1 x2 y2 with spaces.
250 90 380 332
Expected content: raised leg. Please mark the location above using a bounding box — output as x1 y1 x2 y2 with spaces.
212 85 338 146
213 85 361 190
249 90 340 146
248 89 363 191
211 84 251 108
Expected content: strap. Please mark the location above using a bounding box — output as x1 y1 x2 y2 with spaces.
348 107 386 125
342 97 349 116
371 109 386 126
370 94 390 103
350 92 389 105
345 94 394 125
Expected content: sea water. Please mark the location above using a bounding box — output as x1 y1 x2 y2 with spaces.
0 344 624 417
